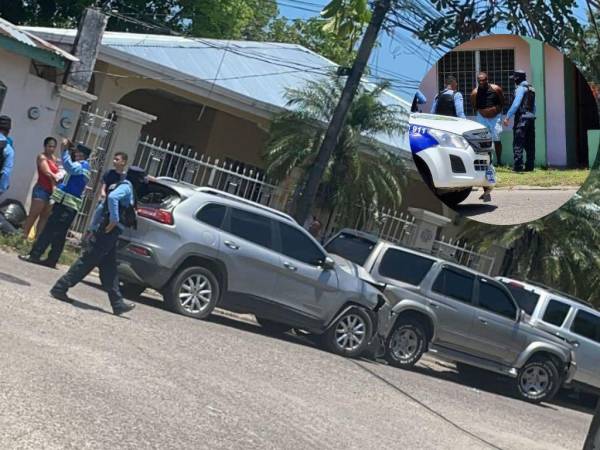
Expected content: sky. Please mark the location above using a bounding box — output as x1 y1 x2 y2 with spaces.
276 0 592 102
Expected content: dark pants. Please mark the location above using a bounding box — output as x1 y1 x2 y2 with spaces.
53 228 125 308
513 118 535 171
30 203 77 265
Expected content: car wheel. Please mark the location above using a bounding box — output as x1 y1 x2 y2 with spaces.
256 317 291 334
385 319 427 368
323 308 372 358
164 266 220 320
516 356 561 403
119 282 145 300
438 188 472 207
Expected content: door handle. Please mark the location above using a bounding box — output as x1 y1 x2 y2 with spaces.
428 301 439 309
224 240 239 250
478 317 488 325
283 262 297 271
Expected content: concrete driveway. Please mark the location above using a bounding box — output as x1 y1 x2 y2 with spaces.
454 187 578 225
0 251 593 449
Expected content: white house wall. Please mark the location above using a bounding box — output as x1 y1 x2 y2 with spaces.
0 48 60 206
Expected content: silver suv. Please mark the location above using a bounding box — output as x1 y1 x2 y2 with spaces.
116 179 389 358
498 277 600 394
324 230 577 403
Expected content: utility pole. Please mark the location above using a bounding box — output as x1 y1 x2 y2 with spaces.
63 7 108 91
584 400 600 450
293 0 393 225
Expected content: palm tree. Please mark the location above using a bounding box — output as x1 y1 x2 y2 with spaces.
263 75 409 225
458 172 600 305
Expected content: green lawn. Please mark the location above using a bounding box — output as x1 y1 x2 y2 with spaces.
494 166 590 188
0 233 80 266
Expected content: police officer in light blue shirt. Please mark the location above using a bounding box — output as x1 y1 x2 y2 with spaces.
0 116 15 196
503 70 536 171
431 76 466 119
50 166 148 316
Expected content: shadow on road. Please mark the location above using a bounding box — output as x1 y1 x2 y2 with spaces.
0 271 31 286
81 278 598 414
454 204 498 217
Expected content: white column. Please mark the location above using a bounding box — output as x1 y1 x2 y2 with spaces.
109 102 157 164
406 207 452 252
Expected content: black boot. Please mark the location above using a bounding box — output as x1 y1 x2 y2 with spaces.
50 286 73 303
112 301 136 316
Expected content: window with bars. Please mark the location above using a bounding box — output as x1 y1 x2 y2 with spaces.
437 49 515 116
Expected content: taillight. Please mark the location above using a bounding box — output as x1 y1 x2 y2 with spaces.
136 207 174 225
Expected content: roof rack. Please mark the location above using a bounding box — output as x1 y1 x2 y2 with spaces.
521 279 593 307
194 187 295 223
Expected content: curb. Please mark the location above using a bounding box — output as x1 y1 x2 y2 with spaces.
492 186 580 191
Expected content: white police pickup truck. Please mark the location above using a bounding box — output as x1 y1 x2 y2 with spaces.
409 113 496 207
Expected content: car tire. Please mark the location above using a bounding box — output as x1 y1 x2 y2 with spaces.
255 317 291 334
164 266 220 320
322 308 372 358
385 318 427 369
438 188 472 207
516 356 561 403
119 282 145 300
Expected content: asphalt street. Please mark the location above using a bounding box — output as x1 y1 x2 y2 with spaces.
0 250 594 450
455 188 578 225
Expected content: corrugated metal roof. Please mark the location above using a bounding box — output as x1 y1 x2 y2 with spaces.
0 19 77 62
23 27 410 152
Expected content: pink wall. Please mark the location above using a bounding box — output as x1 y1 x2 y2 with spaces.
544 45 567 166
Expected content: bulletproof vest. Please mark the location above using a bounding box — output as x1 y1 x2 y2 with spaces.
516 86 535 122
102 181 138 229
478 86 500 109
436 89 457 117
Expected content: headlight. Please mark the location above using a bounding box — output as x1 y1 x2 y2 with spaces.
429 129 470 150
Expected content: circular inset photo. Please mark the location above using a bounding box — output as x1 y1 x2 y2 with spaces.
410 35 599 225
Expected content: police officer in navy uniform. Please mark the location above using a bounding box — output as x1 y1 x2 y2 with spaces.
431 75 466 119
503 70 536 172
49 166 148 316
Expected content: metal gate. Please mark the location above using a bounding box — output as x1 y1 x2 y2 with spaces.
68 108 116 237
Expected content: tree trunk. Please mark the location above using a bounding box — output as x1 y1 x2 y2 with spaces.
292 0 392 225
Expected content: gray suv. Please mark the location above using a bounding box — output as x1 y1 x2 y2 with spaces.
116 179 389 358
324 230 577 403
498 277 600 394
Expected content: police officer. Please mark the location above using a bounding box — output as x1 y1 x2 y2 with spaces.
20 139 91 268
503 70 536 172
411 90 427 113
0 115 15 197
49 166 147 316
431 75 466 118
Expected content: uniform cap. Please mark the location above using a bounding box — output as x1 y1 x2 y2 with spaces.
0 115 11 130
76 144 92 158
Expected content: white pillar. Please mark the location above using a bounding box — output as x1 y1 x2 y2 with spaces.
53 85 97 139
406 207 452 252
109 102 157 164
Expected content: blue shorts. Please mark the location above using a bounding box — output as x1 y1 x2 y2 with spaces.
31 184 51 202
476 113 503 141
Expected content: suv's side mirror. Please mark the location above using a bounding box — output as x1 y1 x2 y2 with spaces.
321 256 335 271
518 309 526 322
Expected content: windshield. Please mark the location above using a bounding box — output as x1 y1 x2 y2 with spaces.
324 233 376 266
500 282 541 315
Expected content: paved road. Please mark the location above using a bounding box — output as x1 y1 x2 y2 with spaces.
0 251 593 449
455 188 578 225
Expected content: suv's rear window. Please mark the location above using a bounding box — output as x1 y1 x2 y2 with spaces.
324 233 376 266
571 310 600 343
542 300 571 327
378 248 435 286
137 182 181 209
500 282 540 315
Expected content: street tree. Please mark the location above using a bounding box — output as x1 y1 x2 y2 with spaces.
264 76 408 225
321 0 372 53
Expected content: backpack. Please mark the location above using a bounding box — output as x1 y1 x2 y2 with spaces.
102 181 138 230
